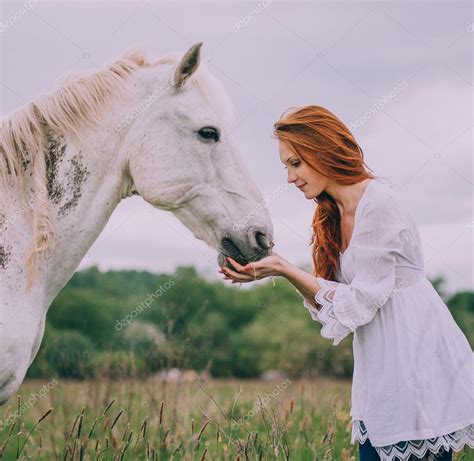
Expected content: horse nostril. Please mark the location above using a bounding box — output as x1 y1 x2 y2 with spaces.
219 227 273 266
250 228 272 253
255 230 270 250
219 237 248 266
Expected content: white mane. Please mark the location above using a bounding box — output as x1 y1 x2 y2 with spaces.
0 48 235 288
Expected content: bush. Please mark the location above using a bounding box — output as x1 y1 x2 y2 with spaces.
43 330 96 379
92 351 145 379
120 321 169 373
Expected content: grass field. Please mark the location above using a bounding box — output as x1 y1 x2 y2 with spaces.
0 377 472 460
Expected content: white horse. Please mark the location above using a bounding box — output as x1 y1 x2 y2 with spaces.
0 43 274 404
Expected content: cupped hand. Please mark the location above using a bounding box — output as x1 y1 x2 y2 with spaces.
218 252 287 284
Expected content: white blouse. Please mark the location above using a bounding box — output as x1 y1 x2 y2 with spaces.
300 178 474 461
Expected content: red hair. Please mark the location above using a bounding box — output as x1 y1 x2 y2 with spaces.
273 105 376 281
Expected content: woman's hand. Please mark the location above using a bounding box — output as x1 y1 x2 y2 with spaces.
219 252 289 284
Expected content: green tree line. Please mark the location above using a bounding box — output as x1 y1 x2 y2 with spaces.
27 266 473 380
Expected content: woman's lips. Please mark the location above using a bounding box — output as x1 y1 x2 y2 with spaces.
297 184 306 190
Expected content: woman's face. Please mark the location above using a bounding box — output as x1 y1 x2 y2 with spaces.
279 141 328 199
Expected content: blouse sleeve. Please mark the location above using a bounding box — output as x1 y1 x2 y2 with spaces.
300 199 406 346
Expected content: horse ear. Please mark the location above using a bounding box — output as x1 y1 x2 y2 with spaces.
173 42 203 89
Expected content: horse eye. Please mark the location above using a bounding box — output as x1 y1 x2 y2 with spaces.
197 126 220 142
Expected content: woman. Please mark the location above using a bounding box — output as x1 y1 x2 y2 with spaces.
219 105 474 461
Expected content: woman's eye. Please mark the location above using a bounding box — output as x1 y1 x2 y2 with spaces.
291 162 300 167
197 126 220 143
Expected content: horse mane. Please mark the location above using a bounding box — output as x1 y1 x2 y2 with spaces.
0 47 235 290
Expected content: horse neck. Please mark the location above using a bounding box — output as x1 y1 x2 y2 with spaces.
1 124 131 311
42 128 132 306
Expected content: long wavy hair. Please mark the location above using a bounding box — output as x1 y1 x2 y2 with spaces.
273 105 376 281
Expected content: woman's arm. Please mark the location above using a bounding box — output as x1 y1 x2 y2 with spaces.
279 262 321 310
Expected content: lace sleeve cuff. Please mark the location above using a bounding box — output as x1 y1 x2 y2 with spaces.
298 278 353 346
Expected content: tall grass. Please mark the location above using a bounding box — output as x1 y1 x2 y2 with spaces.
0 378 471 460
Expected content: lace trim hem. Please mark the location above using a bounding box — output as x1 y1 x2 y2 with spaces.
351 420 474 461
351 419 369 445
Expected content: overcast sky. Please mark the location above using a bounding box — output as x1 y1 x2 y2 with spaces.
1 0 472 295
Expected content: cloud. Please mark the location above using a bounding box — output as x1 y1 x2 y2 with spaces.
1 1 471 293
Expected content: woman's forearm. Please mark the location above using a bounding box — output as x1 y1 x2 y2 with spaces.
279 260 321 310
